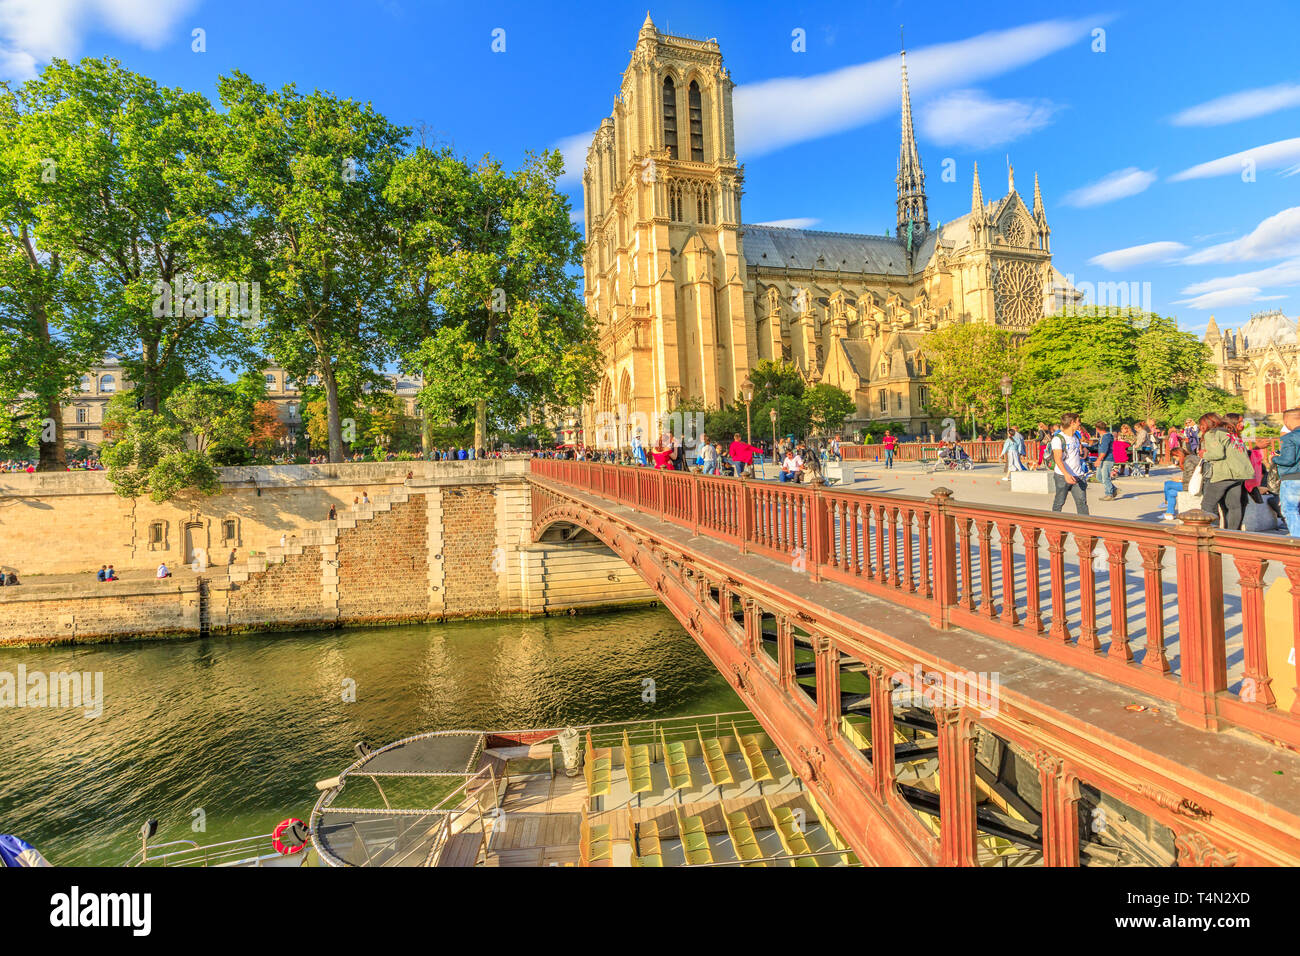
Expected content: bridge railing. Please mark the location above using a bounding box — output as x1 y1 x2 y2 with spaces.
528 457 1300 747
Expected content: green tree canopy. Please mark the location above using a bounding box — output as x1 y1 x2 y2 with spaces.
385 147 601 450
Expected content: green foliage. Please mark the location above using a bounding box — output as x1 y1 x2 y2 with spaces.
923 323 1020 427
103 410 220 502
1013 308 1216 428
388 147 600 449
748 359 805 401
804 383 855 434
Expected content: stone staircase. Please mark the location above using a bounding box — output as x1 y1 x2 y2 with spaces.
227 485 412 584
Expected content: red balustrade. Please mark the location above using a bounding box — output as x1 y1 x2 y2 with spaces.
528 457 1300 747
843 440 1036 463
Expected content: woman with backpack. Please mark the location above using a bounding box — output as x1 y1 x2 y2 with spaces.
1197 413 1254 530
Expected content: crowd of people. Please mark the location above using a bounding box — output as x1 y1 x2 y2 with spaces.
1021 409 1300 536
0 457 104 473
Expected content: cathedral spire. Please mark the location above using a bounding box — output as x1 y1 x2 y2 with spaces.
971 161 984 216
895 42 929 241
639 11 656 38
1033 171 1044 218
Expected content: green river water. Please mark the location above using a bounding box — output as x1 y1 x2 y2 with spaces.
0 607 741 866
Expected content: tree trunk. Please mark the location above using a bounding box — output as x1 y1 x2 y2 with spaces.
36 395 66 472
322 362 345 462
474 398 487 454
140 339 160 413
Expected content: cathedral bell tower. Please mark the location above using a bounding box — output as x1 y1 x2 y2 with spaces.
895 47 929 245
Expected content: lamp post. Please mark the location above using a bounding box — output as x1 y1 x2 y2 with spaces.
742 380 754 446
1000 374 1013 436
769 406 778 472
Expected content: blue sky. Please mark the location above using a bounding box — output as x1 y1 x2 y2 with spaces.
3 0 1299 336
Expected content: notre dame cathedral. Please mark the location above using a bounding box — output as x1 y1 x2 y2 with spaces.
581 15 1078 441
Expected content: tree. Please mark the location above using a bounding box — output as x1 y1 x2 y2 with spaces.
386 147 601 451
13 58 253 413
103 410 221 502
248 400 287 455
924 323 1019 434
748 359 806 401
162 381 255 463
805 383 855 435
1014 307 1217 427
216 72 408 462
0 76 104 468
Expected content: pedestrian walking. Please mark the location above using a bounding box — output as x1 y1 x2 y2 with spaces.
1049 413 1089 515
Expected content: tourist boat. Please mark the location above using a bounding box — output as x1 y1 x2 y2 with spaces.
306 710 859 867
42 711 851 868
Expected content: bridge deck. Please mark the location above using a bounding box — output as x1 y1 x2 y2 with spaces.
550 483 1300 821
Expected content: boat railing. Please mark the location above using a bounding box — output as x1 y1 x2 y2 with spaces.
125 832 291 867
488 710 769 754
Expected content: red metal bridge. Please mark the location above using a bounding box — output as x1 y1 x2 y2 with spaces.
528 458 1300 867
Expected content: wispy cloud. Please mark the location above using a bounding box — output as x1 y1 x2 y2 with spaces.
1062 167 1158 207
733 17 1097 160
1169 137 1300 181
752 218 821 230
556 15 1101 184
0 0 197 81
1184 206 1300 265
1178 258 1300 299
1173 287 1289 310
919 89 1060 149
1171 82 1300 126
1088 241 1187 272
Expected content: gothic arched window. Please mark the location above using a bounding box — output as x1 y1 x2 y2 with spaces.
662 77 678 160
688 81 704 162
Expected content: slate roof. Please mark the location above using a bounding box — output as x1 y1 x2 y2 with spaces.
742 224 915 276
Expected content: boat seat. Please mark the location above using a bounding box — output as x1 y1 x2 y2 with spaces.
659 726 692 792
730 720 774 783
674 806 713 866
696 727 735 788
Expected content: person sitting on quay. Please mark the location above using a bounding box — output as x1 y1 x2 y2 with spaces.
156 562 171 579
728 433 761 478
105 565 118 582
779 447 803 483
96 565 108 582
328 504 337 521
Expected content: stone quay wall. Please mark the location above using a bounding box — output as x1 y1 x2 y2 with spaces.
0 461 655 646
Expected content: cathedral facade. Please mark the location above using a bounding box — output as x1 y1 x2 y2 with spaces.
1205 310 1300 423
581 16 1076 442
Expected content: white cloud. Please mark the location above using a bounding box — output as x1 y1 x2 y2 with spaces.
1062 167 1158 207
919 89 1059 149
1184 206 1300 265
731 17 1097 159
1173 287 1288 310
1171 83 1300 126
556 16 1098 185
553 130 594 186
1169 137 1300 181
0 0 197 81
1179 258 1300 296
752 218 821 230
1088 241 1187 272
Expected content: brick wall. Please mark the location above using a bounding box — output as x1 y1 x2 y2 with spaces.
223 546 333 632
0 581 197 646
441 487 500 616
337 496 428 624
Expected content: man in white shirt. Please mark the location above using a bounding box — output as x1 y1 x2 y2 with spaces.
779 449 803 482
1050 413 1089 514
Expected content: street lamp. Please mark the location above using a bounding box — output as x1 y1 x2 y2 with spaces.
769 406 778 471
1000 374 1013 435
742 380 754 446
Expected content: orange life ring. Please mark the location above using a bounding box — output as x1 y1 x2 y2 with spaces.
272 818 307 855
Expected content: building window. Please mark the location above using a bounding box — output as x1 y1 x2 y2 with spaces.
148 521 167 551
878 389 887 413
80 375 92 392
696 184 712 225
100 375 115 393
668 181 683 222
221 518 239 545
75 407 87 424
287 402 297 420
306 374 319 386
264 373 276 388
896 393 903 411
688 80 704 162
919 385 930 408
662 76 678 160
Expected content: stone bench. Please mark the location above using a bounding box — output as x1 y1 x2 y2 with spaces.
1009 471 1053 495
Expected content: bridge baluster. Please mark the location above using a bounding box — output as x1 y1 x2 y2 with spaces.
1139 544 1170 675
979 520 995 618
